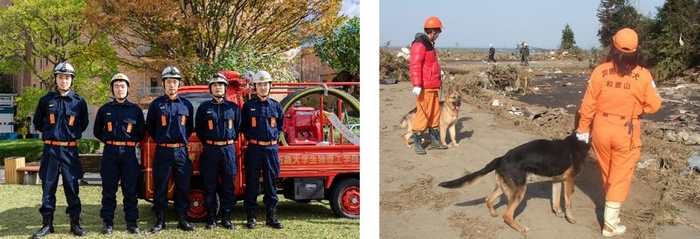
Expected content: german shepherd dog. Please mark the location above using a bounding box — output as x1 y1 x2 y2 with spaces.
438 133 590 232
400 90 462 148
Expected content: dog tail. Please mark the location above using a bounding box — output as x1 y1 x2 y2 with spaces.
438 156 502 189
399 108 417 129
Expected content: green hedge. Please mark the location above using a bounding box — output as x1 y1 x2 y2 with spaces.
0 139 101 165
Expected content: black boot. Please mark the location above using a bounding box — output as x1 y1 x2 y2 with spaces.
245 210 257 229
69 214 87 236
221 212 234 230
31 214 54 239
126 221 140 234
101 220 113 235
177 213 196 231
266 206 284 229
149 212 165 233
427 128 448 150
413 132 426 155
205 211 216 230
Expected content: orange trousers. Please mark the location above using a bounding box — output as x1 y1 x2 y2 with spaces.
591 115 642 202
412 89 440 132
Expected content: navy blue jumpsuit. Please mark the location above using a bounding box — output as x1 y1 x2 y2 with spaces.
32 90 89 217
145 94 194 214
195 99 241 214
240 96 284 210
93 99 145 223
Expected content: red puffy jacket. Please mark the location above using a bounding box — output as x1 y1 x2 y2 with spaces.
410 33 441 89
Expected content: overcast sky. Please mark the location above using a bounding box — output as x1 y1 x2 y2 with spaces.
341 0 360 17
379 0 665 49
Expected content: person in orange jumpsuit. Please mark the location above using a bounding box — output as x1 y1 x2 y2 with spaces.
409 16 448 155
576 28 662 237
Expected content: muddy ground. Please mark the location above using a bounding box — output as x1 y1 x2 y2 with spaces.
379 53 700 238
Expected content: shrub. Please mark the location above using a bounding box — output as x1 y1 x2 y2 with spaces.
0 139 101 165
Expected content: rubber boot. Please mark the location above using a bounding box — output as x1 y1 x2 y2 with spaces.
221 212 234 230
205 211 216 230
413 132 426 155
69 214 87 237
149 212 165 233
266 206 284 229
31 214 54 239
602 201 626 237
101 220 113 234
126 221 140 234
177 213 196 231
246 210 257 229
427 128 448 150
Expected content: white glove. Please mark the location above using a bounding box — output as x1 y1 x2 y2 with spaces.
412 87 422 95
576 132 590 144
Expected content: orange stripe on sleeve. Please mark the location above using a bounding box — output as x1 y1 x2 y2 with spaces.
49 114 55 124
107 122 113 132
208 120 213 130
68 116 75 126
126 123 132 133
161 115 167 126
252 117 257 127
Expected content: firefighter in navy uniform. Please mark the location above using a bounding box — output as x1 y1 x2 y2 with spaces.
145 66 196 232
195 73 242 230
93 73 145 234
31 62 89 238
241 70 284 229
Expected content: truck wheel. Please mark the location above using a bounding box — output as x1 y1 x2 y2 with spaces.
330 178 360 219
187 179 209 222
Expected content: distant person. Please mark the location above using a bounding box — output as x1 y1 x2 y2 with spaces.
575 28 662 237
408 15 448 155
31 62 89 238
487 44 497 65
27 116 36 136
520 43 530 66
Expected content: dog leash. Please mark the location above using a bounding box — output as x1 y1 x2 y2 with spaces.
626 102 636 149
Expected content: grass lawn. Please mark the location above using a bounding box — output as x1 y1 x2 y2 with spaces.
0 184 359 238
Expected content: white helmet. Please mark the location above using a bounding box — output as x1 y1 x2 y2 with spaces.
54 62 76 77
161 65 182 80
208 73 228 86
110 73 130 97
252 71 273 84
110 73 130 87
53 62 76 88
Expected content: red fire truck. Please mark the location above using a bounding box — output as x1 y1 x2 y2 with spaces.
135 70 360 220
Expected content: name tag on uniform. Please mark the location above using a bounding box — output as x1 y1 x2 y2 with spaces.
48 104 54 108
207 110 212 114
160 106 165 110
250 108 256 112
106 112 111 116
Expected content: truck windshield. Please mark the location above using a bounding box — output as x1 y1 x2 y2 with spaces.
179 92 213 126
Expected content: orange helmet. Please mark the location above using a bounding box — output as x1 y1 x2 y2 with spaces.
424 16 443 29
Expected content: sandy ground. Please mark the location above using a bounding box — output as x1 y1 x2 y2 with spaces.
378 74 700 239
